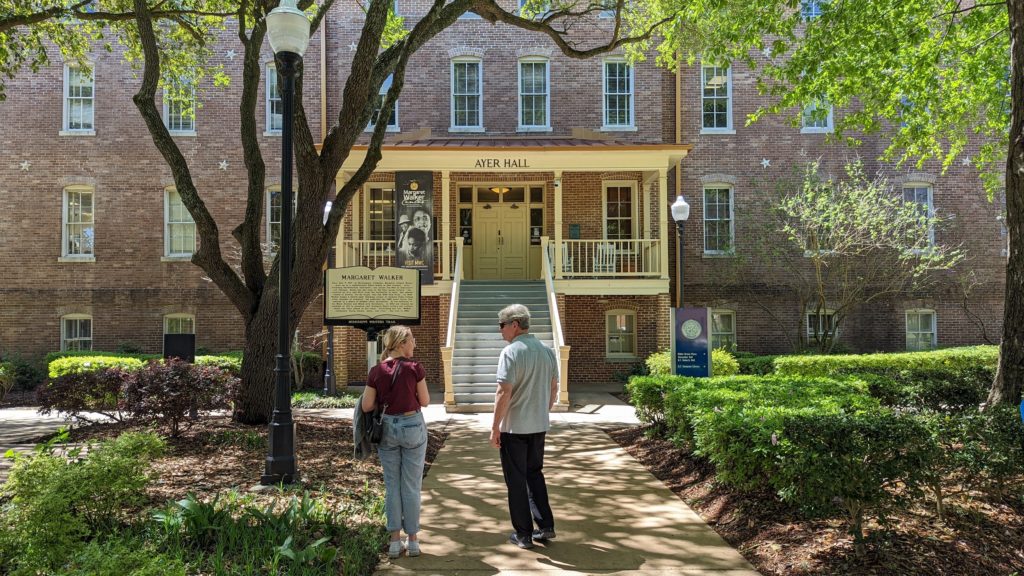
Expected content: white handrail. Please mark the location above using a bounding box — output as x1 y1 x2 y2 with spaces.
541 237 567 391
445 236 465 348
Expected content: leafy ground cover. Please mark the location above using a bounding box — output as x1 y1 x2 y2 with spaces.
606 424 1024 576
5 415 447 575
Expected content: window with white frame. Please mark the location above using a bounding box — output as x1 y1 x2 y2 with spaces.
163 79 196 134
806 309 838 342
604 182 635 240
164 314 195 335
368 74 399 130
452 59 482 129
266 64 283 133
606 309 636 357
800 0 824 20
63 64 95 132
703 186 734 254
165 188 196 257
711 310 736 350
905 310 937 351
63 186 95 257
519 59 549 130
367 184 397 241
801 100 833 132
701 64 732 131
902 184 935 246
266 187 296 253
61 315 93 351
603 60 634 128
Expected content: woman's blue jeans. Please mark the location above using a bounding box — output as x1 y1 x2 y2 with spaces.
378 411 428 535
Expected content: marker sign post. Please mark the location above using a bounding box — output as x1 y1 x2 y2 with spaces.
671 307 712 377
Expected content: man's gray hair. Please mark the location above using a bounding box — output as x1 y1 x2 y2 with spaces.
498 304 531 329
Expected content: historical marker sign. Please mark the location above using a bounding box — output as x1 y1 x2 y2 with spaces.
324 266 421 326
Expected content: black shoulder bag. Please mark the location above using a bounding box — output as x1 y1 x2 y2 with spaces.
369 359 401 444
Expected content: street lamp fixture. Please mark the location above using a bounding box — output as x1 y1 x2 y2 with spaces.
261 0 310 486
322 201 336 397
671 195 690 308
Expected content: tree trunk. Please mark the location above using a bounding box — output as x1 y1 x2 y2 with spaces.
990 0 1024 407
234 295 281 425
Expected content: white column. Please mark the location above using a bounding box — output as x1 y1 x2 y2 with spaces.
553 170 564 279
659 168 669 279
441 170 451 280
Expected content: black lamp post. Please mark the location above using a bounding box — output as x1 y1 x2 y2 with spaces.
261 0 310 486
671 195 691 308
322 201 335 397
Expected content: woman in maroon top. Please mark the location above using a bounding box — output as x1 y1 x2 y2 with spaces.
362 325 430 559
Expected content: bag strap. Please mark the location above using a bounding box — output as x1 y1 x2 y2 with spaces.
379 358 402 413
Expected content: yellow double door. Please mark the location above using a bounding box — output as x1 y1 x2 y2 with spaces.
473 202 528 280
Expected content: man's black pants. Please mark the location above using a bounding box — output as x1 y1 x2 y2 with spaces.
499 431 554 538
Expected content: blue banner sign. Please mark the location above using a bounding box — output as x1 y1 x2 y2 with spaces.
672 307 711 377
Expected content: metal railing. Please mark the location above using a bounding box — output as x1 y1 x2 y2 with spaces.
337 240 452 279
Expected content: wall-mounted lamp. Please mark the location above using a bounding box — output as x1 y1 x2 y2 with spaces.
553 177 561 188
489 186 510 194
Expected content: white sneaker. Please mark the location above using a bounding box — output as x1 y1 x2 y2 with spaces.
387 539 404 559
407 539 421 557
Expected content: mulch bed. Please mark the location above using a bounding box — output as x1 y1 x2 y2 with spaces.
605 425 1024 576
32 416 448 510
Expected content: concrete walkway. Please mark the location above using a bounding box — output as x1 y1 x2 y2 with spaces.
375 388 760 575
0 388 760 575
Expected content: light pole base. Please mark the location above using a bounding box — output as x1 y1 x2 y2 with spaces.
261 419 299 485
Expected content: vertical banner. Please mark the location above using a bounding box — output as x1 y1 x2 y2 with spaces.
671 307 711 377
395 171 434 285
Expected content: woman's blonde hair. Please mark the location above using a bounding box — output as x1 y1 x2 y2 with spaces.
379 325 414 362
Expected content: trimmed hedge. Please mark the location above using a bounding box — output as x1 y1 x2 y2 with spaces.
736 355 778 375
643 348 741 377
773 346 997 412
48 356 145 379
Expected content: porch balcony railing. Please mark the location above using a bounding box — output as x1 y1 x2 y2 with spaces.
548 239 662 279
337 240 454 279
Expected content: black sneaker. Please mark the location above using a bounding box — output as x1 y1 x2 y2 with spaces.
532 528 556 541
508 532 534 549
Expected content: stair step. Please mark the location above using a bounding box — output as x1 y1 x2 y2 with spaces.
451 392 498 404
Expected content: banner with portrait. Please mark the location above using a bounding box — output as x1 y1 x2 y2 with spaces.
395 171 434 285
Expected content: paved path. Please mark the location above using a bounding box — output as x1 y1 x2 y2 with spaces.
0 408 69 481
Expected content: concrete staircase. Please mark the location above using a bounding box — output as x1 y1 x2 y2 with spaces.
450 280 554 410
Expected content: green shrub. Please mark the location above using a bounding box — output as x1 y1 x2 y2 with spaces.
953 404 1024 498
195 352 242 375
0 362 13 399
45 350 160 366
48 355 146 378
123 359 238 436
37 368 129 422
292 391 359 409
737 354 778 375
2 355 47 392
643 348 738 377
1 431 165 573
625 375 676 428
292 351 324 390
712 348 740 376
61 537 186 576
773 346 997 411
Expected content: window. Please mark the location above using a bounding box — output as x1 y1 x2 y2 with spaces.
711 310 736 350
603 182 635 240
63 64 94 132
603 60 634 129
368 74 399 131
163 78 196 134
165 188 196 257
801 0 824 20
266 187 296 253
806 309 838 342
367 184 396 241
701 65 732 132
801 100 833 133
164 314 195 335
63 186 95 257
903 184 935 246
703 186 734 254
266 64 282 133
519 59 549 130
61 315 92 351
451 60 482 130
606 310 636 357
598 0 617 18
906 310 937 351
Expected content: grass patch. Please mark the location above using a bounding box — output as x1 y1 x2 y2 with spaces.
291 391 359 409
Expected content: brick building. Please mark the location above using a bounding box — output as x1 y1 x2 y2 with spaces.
0 1 1005 407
